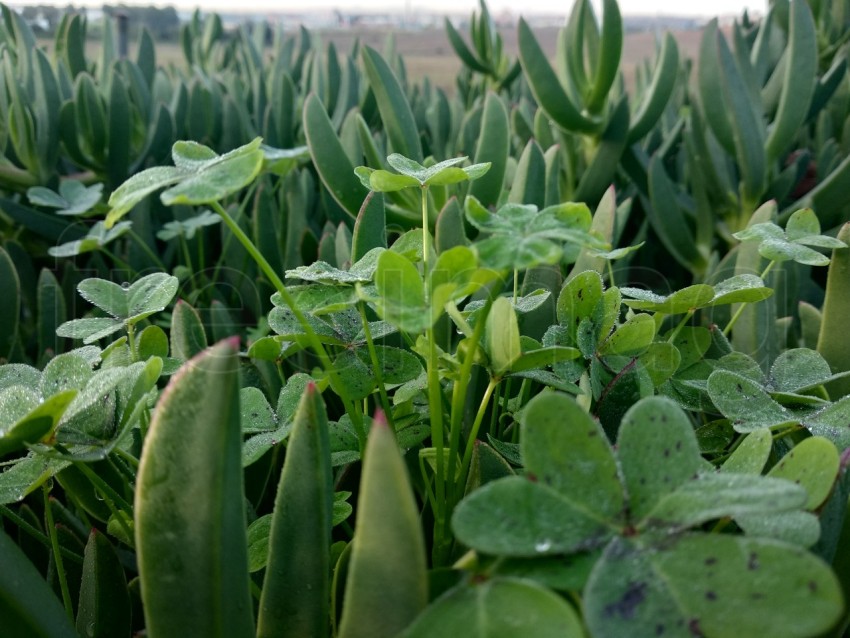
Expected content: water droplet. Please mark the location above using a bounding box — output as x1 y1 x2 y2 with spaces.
121 282 130 290
534 539 552 552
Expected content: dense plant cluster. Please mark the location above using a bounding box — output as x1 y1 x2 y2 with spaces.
1 0 850 636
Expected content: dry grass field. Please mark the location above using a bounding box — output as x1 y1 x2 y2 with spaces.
45 22 705 94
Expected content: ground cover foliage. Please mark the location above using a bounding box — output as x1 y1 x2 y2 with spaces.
1 0 850 635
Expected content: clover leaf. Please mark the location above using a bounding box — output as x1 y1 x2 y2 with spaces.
452 394 843 638
733 208 847 266
355 154 490 192
48 220 132 258
28 180 103 216
105 138 267 228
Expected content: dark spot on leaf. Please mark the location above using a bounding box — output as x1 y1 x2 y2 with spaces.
661 415 668 422
527 472 538 483
809 581 818 593
689 618 704 637
704 557 717 566
656 624 665 636
676 441 682 451
603 581 647 619
748 553 759 571
588 430 598 437
751 592 764 600
736 383 743 392
664 448 670 457
705 591 717 601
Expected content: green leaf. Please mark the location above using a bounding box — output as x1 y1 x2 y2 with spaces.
721 428 773 475
645 472 808 530
0 528 77 638
466 196 595 271
156 210 220 241
126 273 179 323
28 180 102 216
769 348 834 393
361 47 423 163
585 534 843 638
135 339 255 638
258 384 333 638
764 0 817 163
586 0 623 113
76 530 132 638
0 388 76 456
485 297 521 375
170 299 208 361
77 278 127 319
598 313 655 357
620 284 714 314
369 250 428 333
55 317 123 344
628 33 679 142
708 369 795 431
106 138 264 227
617 396 703 521
402 577 585 638
240 387 276 433
522 392 623 520
767 437 840 510
48 221 132 258
338 413 427 638
706 274 773 306
817 223 850 399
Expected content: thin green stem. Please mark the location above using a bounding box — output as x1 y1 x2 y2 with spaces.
427 323 447 562
421 186 431 276
44 485 74 624
209 201 366 450
179 234 194 275
723 259 777 336
358 302 394 429
666 310 694 344
458 377 500 486
446 295 494 508
128 230 168 271
0 505 83 564
513 268 518 305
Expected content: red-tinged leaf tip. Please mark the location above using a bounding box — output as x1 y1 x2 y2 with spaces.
372 409 388 429
305 381 317 394
175 298 185 306
224 336 241 350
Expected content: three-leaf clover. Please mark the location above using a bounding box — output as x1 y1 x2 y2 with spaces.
733 208 847 266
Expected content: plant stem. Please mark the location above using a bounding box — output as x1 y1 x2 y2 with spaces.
128 229 168 271
44 485 74 624
358 302 394 429
723 259 777 336
667 310 694 344
458 377 500 486
0 504 83 564
421 185 431 276
209 201 366 450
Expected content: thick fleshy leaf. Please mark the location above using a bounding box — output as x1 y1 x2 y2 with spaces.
617 396 703 521
402 577 584 638
135 339 255 638
0 527 78 638
337 413 427 638
585 534 843 638
257 384 333 638
485 296 521 375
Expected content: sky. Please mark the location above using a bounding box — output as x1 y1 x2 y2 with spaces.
11 0 768 18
